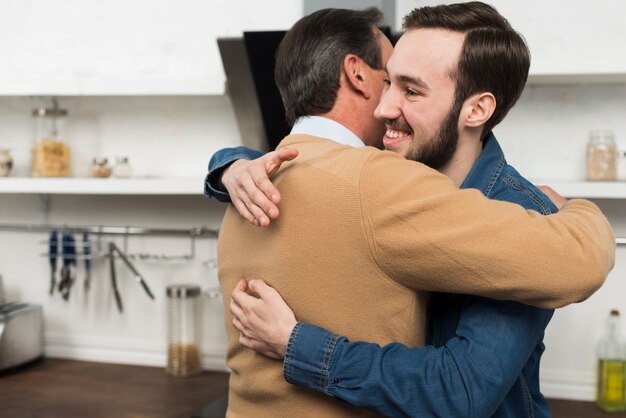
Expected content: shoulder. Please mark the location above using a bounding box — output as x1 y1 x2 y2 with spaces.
490 164 558 214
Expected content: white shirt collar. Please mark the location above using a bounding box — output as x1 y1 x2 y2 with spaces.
290 116 365 148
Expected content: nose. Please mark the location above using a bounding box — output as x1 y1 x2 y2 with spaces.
374 86 401 122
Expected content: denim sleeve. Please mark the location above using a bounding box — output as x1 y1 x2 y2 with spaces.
204 146 265 202
284 303 552 418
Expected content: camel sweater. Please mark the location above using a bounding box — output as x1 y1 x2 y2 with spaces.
217 134 614 418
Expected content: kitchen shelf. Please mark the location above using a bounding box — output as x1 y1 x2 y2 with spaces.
534 180 626 199
0 177 203 195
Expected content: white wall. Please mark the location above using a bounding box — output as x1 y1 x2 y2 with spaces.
0 96 240 370
496 85 626 400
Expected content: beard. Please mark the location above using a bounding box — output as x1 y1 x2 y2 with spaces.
405 98 463 170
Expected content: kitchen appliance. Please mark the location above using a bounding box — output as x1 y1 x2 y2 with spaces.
0 302 44 372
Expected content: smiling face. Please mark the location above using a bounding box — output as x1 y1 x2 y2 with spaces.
374 28 465 168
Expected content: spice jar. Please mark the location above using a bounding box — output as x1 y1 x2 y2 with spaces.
32 100 71 177
587 130 617 181
166 285 202 377
91 158 112 178
0 149 13 177
112 157 132 178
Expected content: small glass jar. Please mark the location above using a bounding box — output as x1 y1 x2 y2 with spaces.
587 130 617 181
112 156 132 178
91 158 112 178
0 149 13 177
31 100 71 177
166 284 202 377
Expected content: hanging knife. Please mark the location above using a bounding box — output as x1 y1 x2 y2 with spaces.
59 233 76 301
49 231 58 295
83 232 91 293
109 242 123 313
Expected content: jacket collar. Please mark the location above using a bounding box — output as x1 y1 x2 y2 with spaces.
459 132 506 196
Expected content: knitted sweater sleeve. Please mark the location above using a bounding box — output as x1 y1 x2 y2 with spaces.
358 151 614 308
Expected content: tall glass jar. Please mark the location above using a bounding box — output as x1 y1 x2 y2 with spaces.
587 130 617 181
166 284 202 377
32 100 71 177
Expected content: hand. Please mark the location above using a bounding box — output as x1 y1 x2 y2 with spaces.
537 185 567 210
230 279 297 359
222 148 299 227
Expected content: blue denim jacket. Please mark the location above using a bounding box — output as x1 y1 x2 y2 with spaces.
205 133 556 418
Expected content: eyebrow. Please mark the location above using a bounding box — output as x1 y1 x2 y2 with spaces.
384 65 430 91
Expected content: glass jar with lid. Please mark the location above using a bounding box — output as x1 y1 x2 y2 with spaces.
166 284 202 377
587 130 617 181
32 99 71 177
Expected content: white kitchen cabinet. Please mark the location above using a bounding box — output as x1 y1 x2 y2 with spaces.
0 0 303 95
396 0 626 84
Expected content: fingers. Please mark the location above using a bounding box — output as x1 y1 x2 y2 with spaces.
222 149 298 227
263 148 299 206
234 170 273 226
247 279 275 301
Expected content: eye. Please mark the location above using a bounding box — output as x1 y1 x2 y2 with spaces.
406 88 420 97
383 78 391 86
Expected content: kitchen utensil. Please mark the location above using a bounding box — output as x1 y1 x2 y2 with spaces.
0 302 44 372
48 231 58 295
83 232 91 292
109 243 123 313
110 242 154 300
58 233 76 300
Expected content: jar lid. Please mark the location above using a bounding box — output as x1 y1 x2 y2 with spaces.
166 285 201 298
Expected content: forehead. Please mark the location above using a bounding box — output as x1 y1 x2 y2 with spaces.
388 28 465 84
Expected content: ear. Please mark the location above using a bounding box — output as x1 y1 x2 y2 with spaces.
461 92 496 129
343 54 371 99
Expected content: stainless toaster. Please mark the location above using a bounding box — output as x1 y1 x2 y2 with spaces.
0 302 44 372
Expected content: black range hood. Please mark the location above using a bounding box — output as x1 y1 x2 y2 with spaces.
218 31 289 151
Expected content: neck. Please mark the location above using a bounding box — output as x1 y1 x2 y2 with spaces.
438 132 484 186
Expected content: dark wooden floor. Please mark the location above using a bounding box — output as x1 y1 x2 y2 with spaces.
1 358 625 417
0 358 229 418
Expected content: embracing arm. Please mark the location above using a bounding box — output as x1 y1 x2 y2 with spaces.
205 146 298 225
230 280 550 417
361 153 615 308
284 305 550 418
205 146 265 202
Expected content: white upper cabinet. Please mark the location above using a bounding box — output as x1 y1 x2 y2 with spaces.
396 0 626 83
0 0 303 95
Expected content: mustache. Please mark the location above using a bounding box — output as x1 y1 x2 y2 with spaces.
384 119 413 134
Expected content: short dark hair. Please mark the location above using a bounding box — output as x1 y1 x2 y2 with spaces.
275 8 384 125
404 2 530 138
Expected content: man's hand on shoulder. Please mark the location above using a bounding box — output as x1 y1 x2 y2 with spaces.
230 279 297 359
222 148 299 226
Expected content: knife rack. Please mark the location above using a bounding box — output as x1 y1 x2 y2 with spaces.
0 222 219 262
